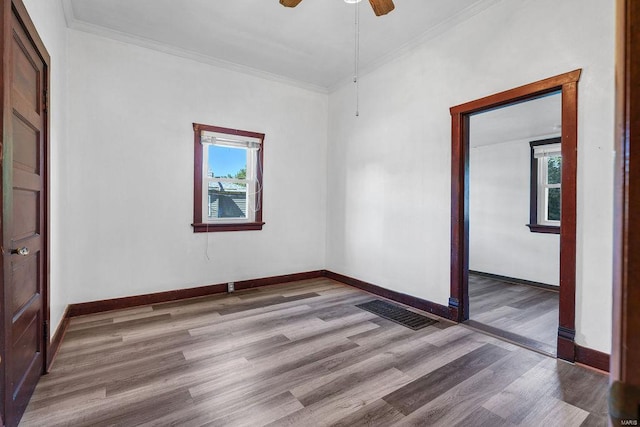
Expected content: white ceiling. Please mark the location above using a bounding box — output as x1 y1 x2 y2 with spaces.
469 92 562 147
64 0 500 92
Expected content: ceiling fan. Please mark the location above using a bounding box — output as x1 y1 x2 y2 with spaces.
280 0 395 16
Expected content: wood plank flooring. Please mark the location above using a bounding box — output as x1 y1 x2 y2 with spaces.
21 278 606 426
469 273 559 355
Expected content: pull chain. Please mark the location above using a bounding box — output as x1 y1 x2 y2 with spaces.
354 0 360 117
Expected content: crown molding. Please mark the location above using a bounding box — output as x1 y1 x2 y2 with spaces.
60 0 328 95
327 0 505 93
61 0 503 96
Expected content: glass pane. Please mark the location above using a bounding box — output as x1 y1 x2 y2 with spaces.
547 156 562 185
207 145 247 179
207 181 247 219
547 187 561 221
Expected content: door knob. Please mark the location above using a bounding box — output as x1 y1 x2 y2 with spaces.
11 247 29 256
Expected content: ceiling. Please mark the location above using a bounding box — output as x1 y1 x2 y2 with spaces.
469 92 562 148
64 0 500 91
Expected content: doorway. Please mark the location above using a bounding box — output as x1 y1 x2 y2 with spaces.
466 92 561 356
1 1 51 426
449 70 581 362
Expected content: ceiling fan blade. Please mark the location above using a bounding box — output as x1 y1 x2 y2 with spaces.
280 0 303 7
369 0 395 16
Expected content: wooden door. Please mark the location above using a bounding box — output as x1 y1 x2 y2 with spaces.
1 2 49 426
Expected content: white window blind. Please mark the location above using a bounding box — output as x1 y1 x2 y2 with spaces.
201 132 261 150
533 143 561 159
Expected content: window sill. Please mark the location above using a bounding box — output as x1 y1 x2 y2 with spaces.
526 224 560 234
192 222 265 233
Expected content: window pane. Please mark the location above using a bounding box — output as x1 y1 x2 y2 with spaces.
207 145 247 179
208 182 247 219
547 187 561 221
547 156 562 185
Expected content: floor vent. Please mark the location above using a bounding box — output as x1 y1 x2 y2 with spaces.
356 300 438 330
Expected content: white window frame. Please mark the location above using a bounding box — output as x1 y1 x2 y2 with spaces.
534 143 561 227
201 131 261 224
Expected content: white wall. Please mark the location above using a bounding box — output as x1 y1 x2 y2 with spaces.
25 0 615 354
64 30 328 306
469 138 560 285
23 0 69 337
327 0 615 353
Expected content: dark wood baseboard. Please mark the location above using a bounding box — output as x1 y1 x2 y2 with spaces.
323 270 452 320
236 270 324 290
469 270 559 292
575 344 610 373
68 284 227 317
67 270 325 317
46 306 70 372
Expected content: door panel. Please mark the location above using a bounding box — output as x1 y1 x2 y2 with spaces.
11 28 40 112
10 312 39 388
10 256 39 314
12 115 40 174
12 190 39 238
2 8 47 426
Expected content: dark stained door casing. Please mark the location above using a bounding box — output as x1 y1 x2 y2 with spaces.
1 1 50 426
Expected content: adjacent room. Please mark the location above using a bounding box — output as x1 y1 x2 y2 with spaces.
0 0 635 425
467 93 562 356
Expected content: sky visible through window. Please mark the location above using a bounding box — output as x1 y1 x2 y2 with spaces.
208 145 246 178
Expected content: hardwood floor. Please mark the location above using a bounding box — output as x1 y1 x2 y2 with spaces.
21 278 606 426
468 273 559 356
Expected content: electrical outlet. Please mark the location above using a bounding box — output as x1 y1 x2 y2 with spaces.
227 282 235 293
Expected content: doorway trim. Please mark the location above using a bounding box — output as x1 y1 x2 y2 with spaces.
449 70 581 362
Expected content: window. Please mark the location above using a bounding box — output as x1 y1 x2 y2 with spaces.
192 123 264 232
527 137 561 234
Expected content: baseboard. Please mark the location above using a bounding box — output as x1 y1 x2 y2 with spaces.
575 344 610 373
469 270 559 292
323 270 452 320
46 306 70 372
67 270 325 317
236 270 324 290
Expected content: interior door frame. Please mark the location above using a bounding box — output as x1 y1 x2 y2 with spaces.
449 70 581 362
611 0 640 422
0 0 50 422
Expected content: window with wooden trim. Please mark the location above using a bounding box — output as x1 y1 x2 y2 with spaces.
192 123 264 232
527 137 561 234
